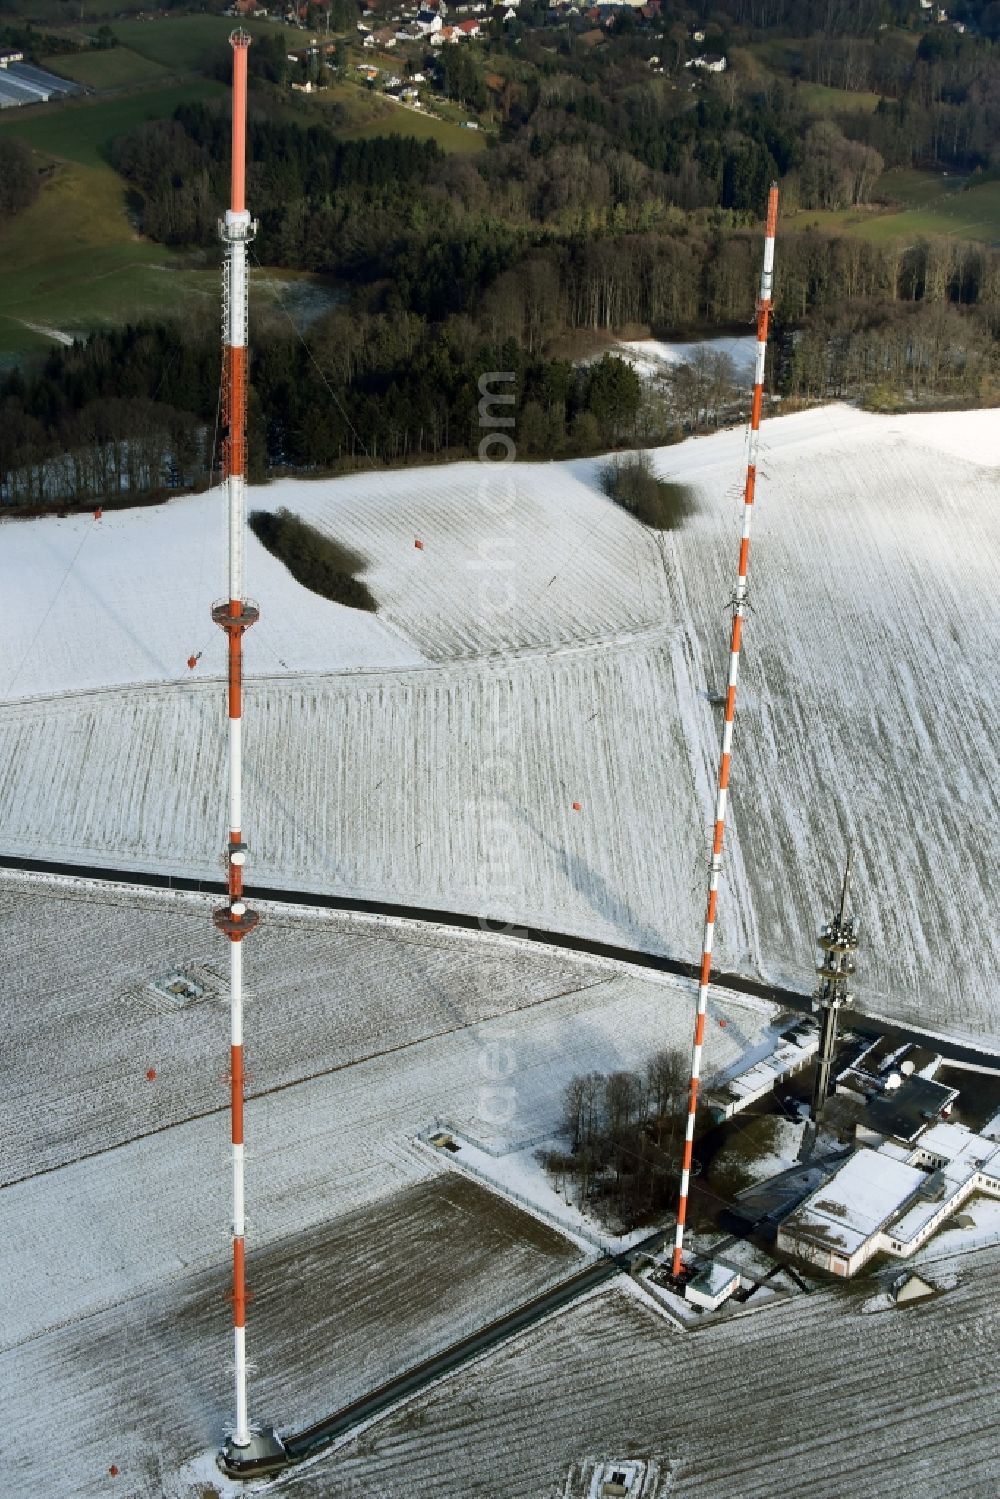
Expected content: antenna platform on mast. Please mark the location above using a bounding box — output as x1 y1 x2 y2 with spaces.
212 598 260 633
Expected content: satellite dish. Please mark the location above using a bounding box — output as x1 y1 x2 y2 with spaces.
900 1059 915 1076
885 1071 902 1092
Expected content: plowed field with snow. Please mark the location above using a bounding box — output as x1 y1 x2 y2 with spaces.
0 405 997 1046
0 875 774 1348
313 1250 1000 1499
1 874 779 1497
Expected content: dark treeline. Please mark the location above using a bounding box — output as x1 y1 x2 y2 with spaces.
546 1051 689 1230
0 138 40 218
0 20 93 59
1 242 995 500
0 323 658 500
683 0 1000 42
110 114 441 252
0 325 215 505
6 3 1000 503
108 101 1000 327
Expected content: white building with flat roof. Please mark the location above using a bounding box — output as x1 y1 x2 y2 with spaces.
779 1123 1000 1276
707 1019 818 1122
685 1258 741 1310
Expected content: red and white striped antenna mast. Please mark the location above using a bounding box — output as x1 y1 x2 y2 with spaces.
213 32 283 1478
671 184 779 1280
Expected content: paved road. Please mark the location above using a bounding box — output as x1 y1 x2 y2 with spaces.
280 1253 625 1470
9 851 995 1475
2 852 998 1072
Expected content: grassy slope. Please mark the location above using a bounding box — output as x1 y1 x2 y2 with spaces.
792 80 882 114
0 76 223 168
345 98 488 152
786 167 1000 244
734 31 996 246
2 0 197 18
98 13 284 71
39 45 171 90
0 80 224 354
0 28 479 356
863 179 1000 244
290 66 489 152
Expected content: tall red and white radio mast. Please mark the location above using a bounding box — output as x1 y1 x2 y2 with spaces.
213 31 283 1478
671 185 779 1280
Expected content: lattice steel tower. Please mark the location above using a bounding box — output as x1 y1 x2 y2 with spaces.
670 185 779 1279
811 849 859 1122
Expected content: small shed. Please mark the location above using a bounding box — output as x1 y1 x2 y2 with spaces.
591 1459 647 1496
891 1270 937 1305
685 1258 740 1310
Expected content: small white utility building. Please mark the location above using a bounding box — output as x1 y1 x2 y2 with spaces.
685 1259 741 1310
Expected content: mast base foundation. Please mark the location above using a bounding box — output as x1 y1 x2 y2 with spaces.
219 1426 289 1481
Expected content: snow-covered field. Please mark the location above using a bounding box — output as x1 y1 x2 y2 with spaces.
0 405 998 1046
0 877 771 1341
2 402 997 1498
0 455 669 693
0 490 423 701
615 333 759 381
312 1245 1000 1498
4 1175 581 1499
0 875 778 1497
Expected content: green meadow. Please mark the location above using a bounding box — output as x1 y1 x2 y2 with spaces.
0 80 226 355
40 46 172 91
786 169 1000 245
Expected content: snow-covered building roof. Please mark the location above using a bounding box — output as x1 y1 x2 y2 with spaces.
707 1019 818 1121
783 1150 927 1260
686 1258 740 1310
893 1122 1000 1249
914 1121 1000 1173
781 1121 1000 1274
